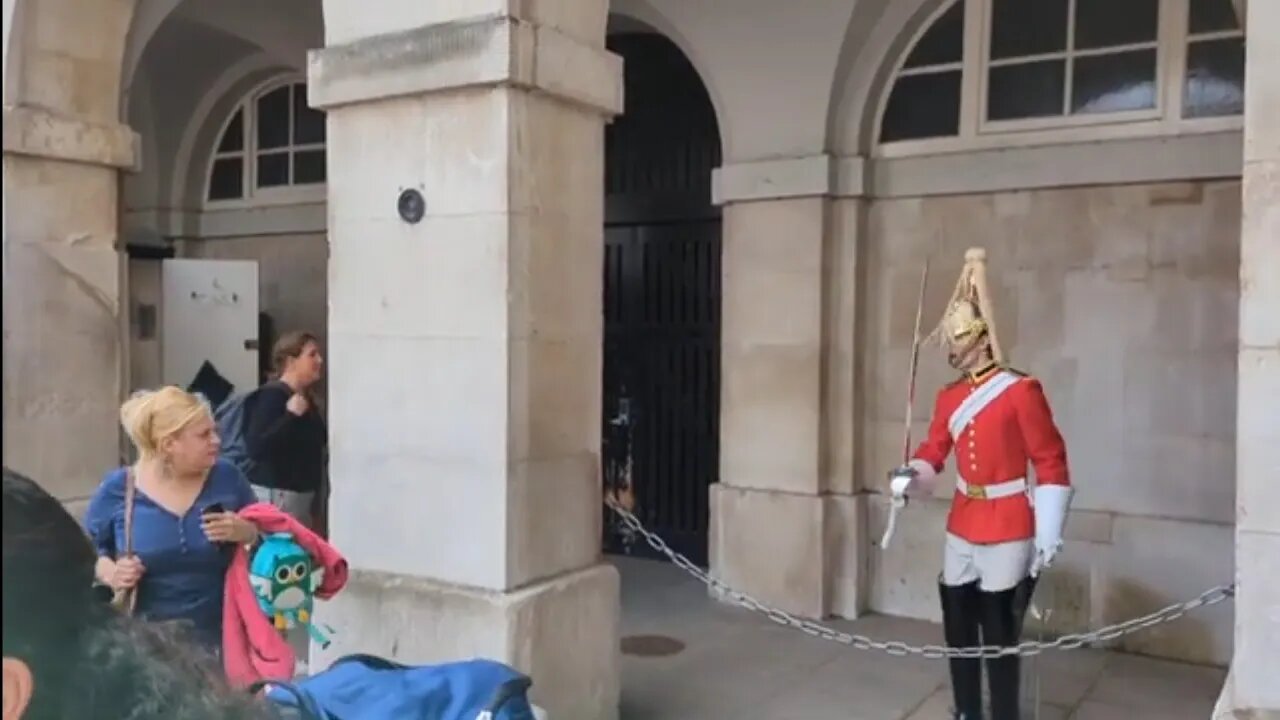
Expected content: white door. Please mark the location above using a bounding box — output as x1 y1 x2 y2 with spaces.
161 259 260 399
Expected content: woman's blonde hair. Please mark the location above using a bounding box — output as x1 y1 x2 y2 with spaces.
119 387 212 461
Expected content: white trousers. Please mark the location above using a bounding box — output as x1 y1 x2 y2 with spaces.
252 484 315 529
942 532 1033 592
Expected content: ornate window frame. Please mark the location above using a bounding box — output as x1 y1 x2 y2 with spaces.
203 76 327 208
875 0 1245 158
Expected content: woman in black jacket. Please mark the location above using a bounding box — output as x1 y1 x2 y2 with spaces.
245 331 327 528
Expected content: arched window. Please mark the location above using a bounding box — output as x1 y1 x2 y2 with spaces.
206 80 327 204
878 0 1244 149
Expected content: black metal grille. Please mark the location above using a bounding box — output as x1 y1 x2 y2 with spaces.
602 33 722 566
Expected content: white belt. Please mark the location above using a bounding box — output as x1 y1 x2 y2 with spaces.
955 476 1027 500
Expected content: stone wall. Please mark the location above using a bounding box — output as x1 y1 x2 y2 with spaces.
851 180 1240 665
1232 0 1280 709
3 0 137 503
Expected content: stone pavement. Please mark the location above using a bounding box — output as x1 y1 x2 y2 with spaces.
615 557 1226 720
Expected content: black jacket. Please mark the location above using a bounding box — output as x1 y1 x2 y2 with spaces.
244 381 327 493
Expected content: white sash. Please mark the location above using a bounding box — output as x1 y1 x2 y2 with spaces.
947 370 1020 439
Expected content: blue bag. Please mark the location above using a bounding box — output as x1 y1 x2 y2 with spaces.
252 654 537 720
214 382 282 488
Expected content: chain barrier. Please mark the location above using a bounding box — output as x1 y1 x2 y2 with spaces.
605 499 1235 660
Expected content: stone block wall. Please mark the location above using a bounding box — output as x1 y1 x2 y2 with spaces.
2 0 137 503
847 180 1241 665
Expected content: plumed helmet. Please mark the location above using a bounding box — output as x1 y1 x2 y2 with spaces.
925 247 1005 364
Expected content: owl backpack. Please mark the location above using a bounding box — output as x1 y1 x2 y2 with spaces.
249 532 334 647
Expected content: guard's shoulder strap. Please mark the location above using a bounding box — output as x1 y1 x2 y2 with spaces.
946 370 1021 438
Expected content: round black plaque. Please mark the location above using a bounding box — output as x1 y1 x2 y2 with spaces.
397 188 425 224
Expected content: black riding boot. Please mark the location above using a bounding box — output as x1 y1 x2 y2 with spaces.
940 580 983 719
980 576 1037 720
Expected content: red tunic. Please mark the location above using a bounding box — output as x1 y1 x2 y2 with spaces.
912 368 1069 545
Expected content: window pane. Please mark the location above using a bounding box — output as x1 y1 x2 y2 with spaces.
1071 49 1157 115
1189 0 1239 34
880 70 962 142
257 152 290 188
1075 0 1158 50
988 60 1065 120
217 108 244 153
1184 38 1245 118
904 0 964 69
990 0 1067 60
292 84 326 145
208 158 243 201
293 149 327 184
257 86 291 150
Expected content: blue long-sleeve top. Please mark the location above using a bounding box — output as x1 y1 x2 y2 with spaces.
84 460 257 649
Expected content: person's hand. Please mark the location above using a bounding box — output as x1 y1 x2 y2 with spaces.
112 555 145 591
1029 484 1072 578
202 512 258 545
1029 542 1061 578
286 392 309 416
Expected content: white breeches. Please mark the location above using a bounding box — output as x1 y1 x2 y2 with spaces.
942 532 1033 592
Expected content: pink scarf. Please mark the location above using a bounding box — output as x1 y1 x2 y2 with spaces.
222 502 348 688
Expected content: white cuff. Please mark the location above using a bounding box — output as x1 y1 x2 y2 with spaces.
907 459 939 494
1033 484 1073 551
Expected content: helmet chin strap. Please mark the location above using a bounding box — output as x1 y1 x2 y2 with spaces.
947 333 992 371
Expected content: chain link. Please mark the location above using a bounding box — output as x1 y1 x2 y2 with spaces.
605 499 1235 660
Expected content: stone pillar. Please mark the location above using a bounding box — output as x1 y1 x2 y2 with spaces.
2 0 138 504
308 5 622 718
1232 0 1280 714
708 155 866 619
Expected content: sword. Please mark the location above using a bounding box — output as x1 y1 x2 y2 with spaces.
880 258 930 550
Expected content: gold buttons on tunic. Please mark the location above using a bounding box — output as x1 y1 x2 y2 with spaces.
968 427 977 468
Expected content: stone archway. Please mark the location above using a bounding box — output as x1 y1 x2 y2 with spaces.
2 0 138 503
7 2 626 715
826 0 950 157
601 25 723 567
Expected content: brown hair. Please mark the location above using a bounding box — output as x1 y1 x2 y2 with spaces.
270 330 320 378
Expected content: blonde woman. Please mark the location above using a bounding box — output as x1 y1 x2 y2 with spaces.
85 386 260 651
6 469 276 720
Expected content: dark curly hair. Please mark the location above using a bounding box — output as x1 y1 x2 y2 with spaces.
2 467 276 720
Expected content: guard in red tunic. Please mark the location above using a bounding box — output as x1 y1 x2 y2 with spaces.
888 248 1072 720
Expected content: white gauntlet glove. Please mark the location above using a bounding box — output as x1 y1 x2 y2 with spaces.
888 466 917 496
880 461 939 550
1030 484 1073 577
887 459 938 497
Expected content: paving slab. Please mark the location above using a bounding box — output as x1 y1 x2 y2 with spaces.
614 557 1226 720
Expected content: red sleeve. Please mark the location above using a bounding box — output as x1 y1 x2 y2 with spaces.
911 389 954 473
1013 378 1069 486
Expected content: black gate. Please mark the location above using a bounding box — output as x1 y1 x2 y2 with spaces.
602 33 721 566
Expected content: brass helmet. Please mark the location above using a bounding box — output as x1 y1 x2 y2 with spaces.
926 248 1005 365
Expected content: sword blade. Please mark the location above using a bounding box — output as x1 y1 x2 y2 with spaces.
882 258 931 551
901 258 931 463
